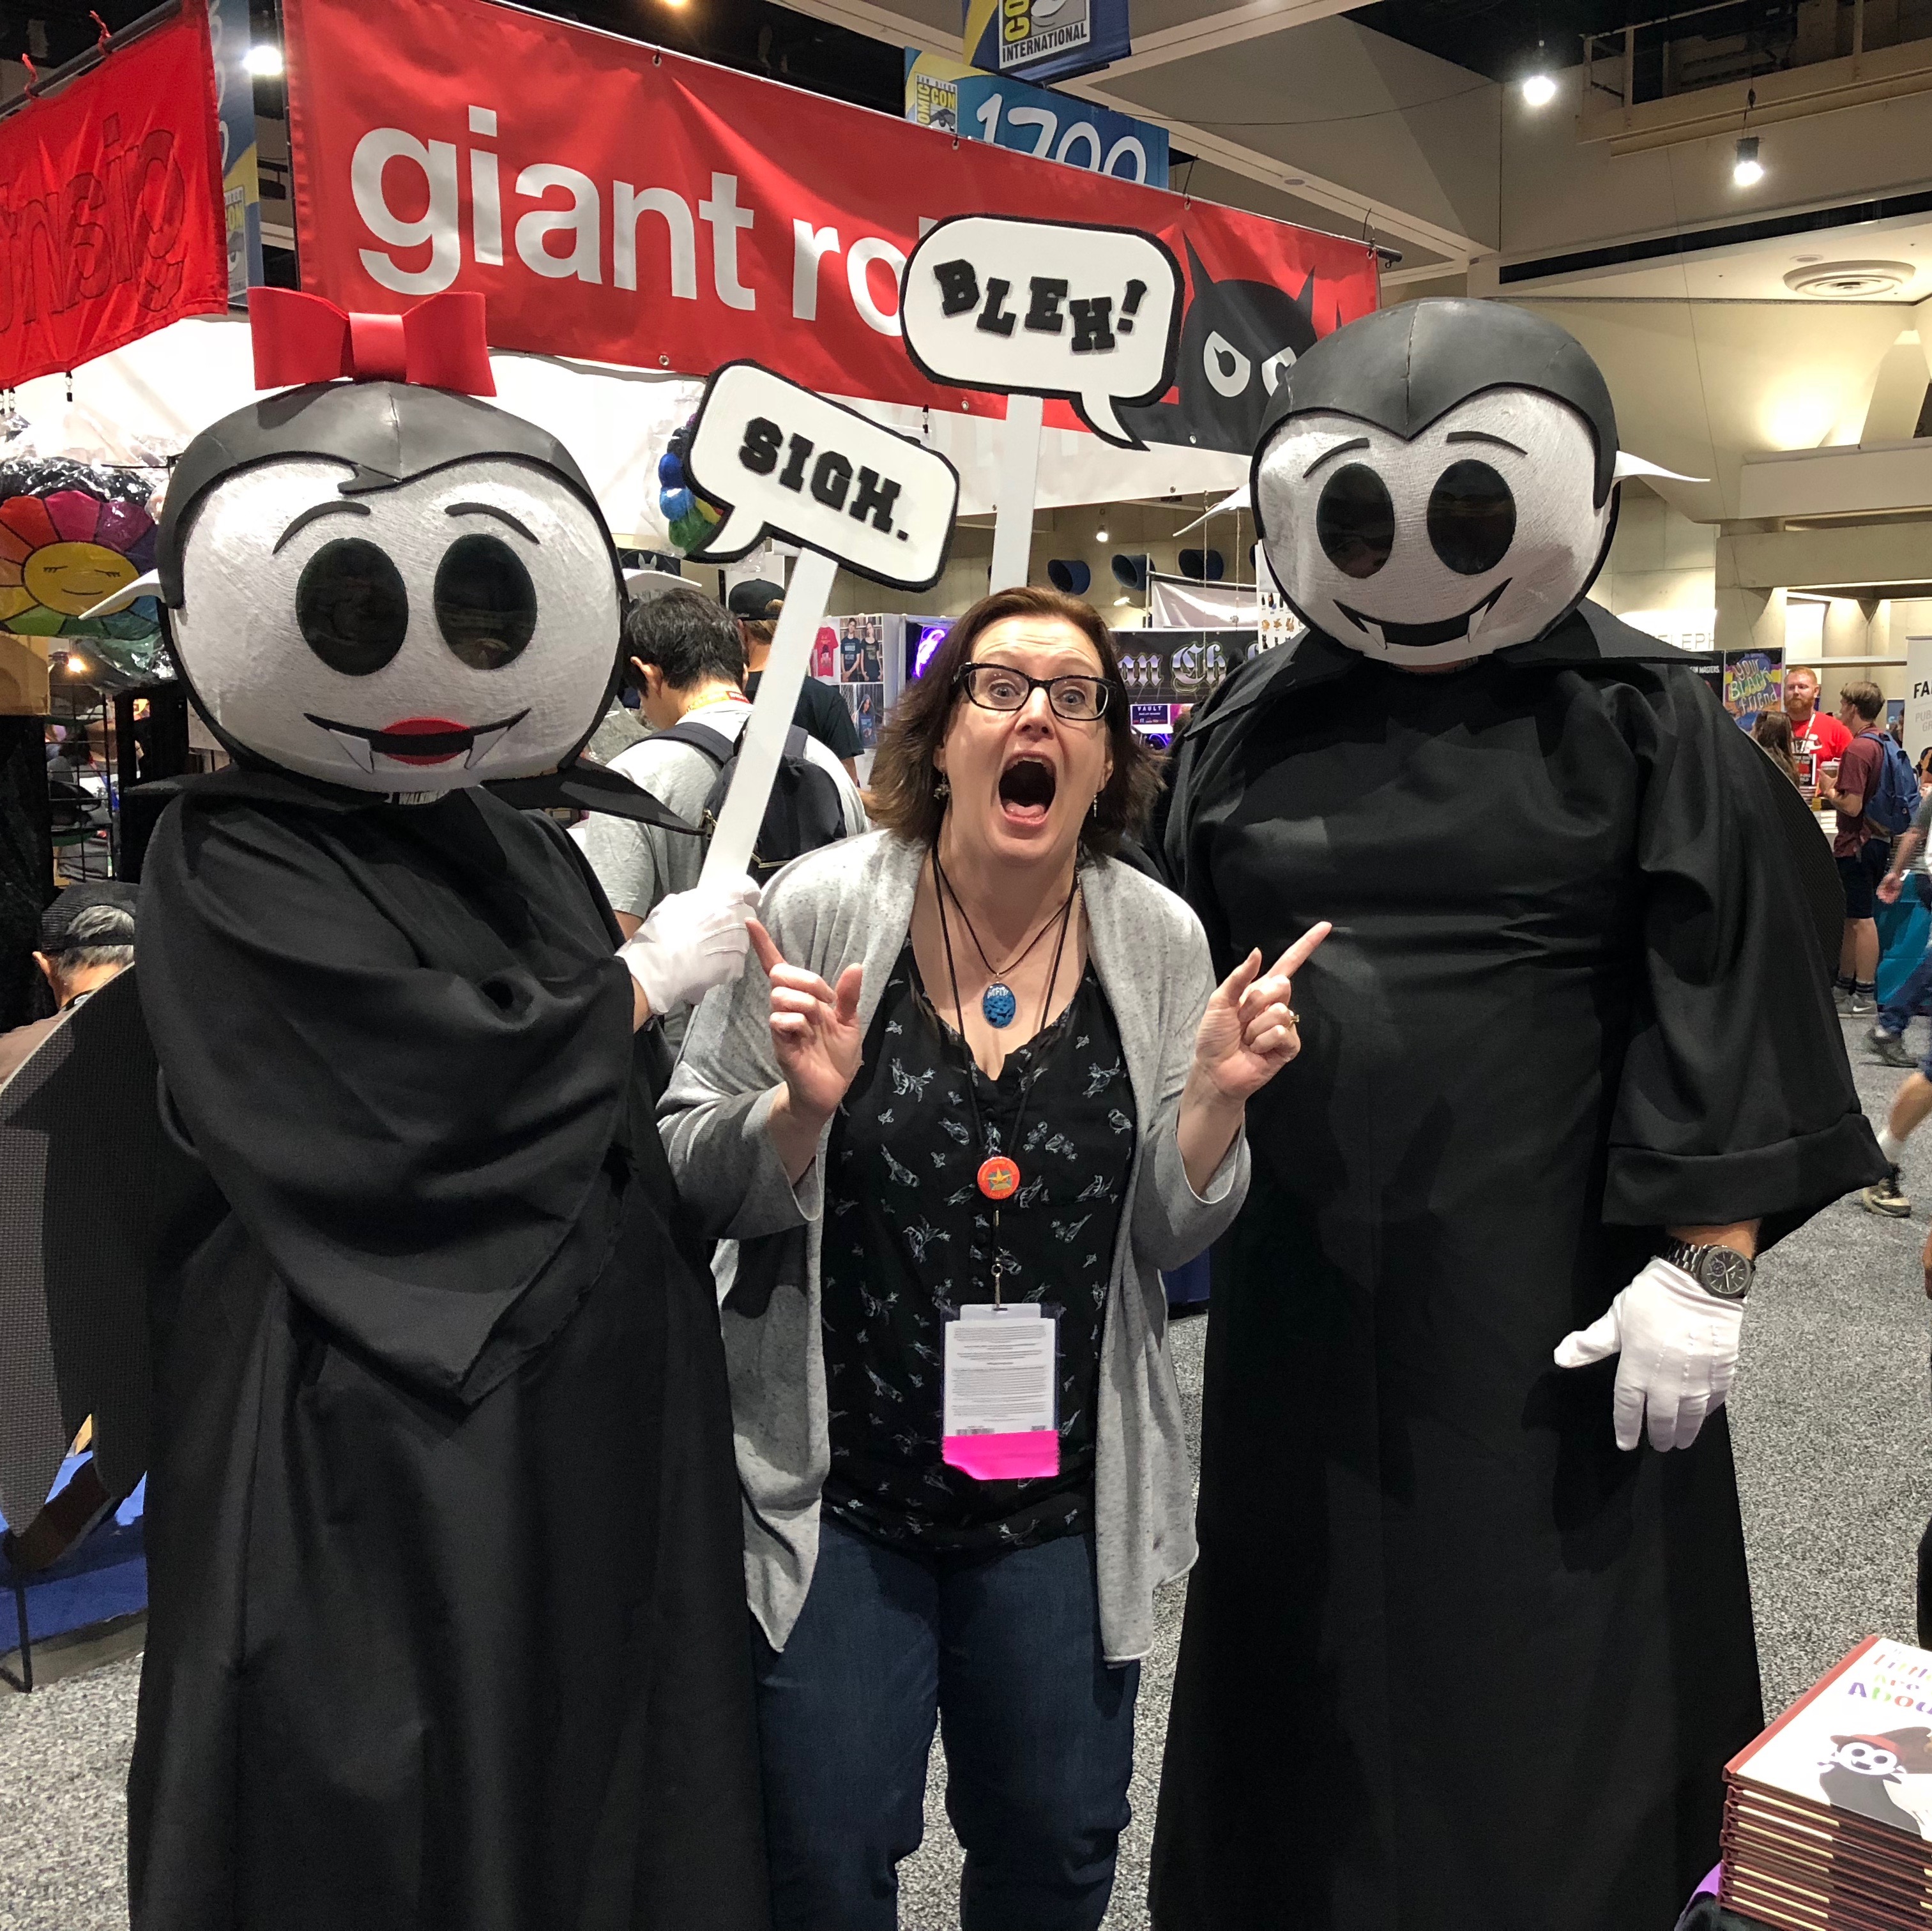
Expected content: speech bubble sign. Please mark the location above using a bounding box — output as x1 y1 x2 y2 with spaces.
900 215 1182 449
683 361 959 591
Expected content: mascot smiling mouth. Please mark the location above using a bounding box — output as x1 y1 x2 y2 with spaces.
305 709 530 770
1333 580 1510 652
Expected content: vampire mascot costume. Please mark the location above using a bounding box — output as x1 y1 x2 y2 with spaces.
122 293 768 1931
1150 299 1883 1931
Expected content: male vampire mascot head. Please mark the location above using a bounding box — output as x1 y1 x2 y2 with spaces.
153 292 626 792
1148 296 1886 1931
1250 298 1620 665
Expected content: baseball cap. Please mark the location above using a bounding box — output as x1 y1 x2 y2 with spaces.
727 579 786 623
39 881 137 953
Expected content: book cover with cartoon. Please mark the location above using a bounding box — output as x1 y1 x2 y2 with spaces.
1731 1637 1932 1842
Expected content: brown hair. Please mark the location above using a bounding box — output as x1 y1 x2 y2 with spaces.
1843 679 1885 723
868 585 1160 858
1751 706 1799 782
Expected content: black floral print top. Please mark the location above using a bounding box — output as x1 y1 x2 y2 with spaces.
819 943 1136 1552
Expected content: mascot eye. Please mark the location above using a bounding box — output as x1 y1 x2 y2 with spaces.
1316 463 1395 580
296 538 409 676
1203 330 1253 399
435 533 538 670
1260 347 1297 395
1427 460 1517 577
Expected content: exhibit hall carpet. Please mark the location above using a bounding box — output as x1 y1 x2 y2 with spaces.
3 1013 1929 1930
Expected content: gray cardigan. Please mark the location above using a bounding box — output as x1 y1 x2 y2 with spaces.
660 831 1249 1663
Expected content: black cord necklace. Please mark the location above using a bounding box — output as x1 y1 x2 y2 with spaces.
933 858 1078 1301
932 848 1076 1029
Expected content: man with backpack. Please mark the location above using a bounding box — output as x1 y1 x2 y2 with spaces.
1820 680 1914 1016
579 587 867 1047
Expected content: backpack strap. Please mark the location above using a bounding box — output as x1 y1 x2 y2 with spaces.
784 725 811 761
657 719 738 765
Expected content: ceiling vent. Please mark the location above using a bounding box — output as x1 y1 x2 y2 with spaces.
1783 260 1915 298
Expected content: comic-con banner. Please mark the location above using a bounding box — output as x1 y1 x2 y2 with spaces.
0 1 228 391
282 0 1380 456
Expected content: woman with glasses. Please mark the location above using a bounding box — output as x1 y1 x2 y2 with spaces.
662 585 1328 1931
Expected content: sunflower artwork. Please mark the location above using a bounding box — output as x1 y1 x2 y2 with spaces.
0 461 162 713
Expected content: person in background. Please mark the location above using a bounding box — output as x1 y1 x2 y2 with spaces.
660 585 1328 1931
580 588 866 1049
0 883 136 1087
1751 708 1802 787
1786 666 1852 774
0 884 141 1568
1917 746 1932 797
1867 786 1932 1101
1818 681 1893 1014
731 577 862 779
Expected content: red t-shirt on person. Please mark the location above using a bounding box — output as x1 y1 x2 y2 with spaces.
1793 709 1852 767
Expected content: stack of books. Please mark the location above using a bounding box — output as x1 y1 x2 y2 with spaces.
1723 1635 1932 1928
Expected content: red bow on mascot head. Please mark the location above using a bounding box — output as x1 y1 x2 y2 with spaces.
248 288 498 397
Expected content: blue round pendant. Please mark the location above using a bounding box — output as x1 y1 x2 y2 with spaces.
982 982 1017 1028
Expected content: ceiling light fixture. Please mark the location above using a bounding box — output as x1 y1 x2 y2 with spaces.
1095 526 1109 542
1521 37 1555 108
1733 89 1762 187
245 43 284 75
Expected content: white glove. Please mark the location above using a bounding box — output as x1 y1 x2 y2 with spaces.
1553 1257 1744 1453
618 877 759 1019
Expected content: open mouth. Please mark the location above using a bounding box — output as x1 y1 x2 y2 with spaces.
997 755 1058 828
305 709 529 771
1334 580 1510 653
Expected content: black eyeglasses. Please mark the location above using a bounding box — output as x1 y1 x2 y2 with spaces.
954 662 1115 722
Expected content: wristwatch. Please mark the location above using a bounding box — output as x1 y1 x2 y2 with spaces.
1659 1239 1754 1302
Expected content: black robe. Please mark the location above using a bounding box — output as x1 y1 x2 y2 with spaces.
126 768 768 1931
1150 607 1883 1931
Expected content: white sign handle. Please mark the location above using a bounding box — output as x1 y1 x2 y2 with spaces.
989 392 1044 593
700 547 841 886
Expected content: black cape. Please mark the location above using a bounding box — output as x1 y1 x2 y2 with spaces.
126 768 768 1931
1150 607 1883 1931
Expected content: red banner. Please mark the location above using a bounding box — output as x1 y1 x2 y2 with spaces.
0 3 229 390
284 0 1380 455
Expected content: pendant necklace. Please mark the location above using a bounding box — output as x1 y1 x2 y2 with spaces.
934 861 1078 1298
932 849 1077 1029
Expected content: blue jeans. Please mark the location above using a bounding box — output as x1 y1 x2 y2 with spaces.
752 1517 1139 1931
1879 941 1932 1047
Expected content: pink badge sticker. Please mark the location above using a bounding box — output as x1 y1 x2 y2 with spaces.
943 1430 1061 1481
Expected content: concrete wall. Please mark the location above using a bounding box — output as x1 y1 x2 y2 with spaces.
1597 485 1718 635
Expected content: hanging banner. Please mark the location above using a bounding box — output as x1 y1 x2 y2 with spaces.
1906 637 1932 762
964 0 1130 84
282 0 1378 457
0 3 229 390
208 0 266 299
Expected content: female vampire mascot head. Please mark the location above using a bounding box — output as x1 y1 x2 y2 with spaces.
152 292 626 792
1249 298 1624 665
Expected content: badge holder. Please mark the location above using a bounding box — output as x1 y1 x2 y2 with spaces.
942 1303 1061 1481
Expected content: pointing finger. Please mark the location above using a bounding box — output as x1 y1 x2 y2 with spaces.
1274 921 1333 980
748 920 784 978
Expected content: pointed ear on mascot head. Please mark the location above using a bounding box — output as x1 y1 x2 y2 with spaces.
1251 299 1622 667
155 380 628 794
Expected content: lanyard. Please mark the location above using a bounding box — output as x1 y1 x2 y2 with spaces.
932 856 1078 1305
